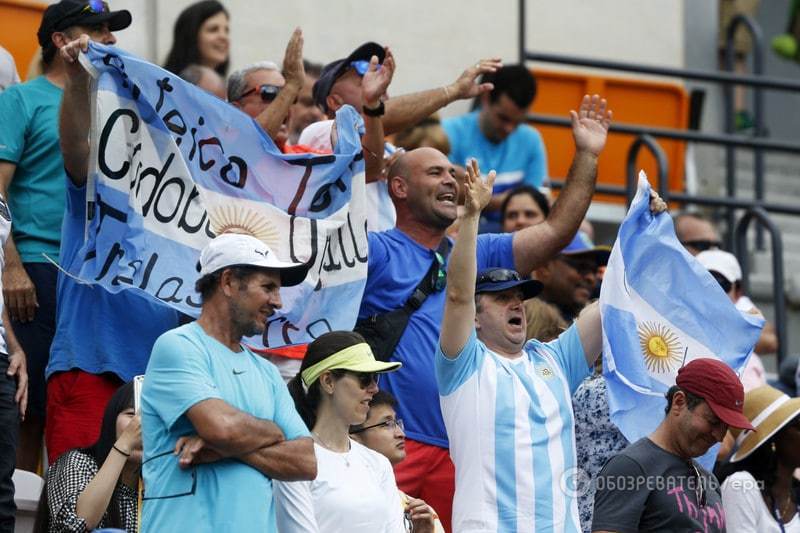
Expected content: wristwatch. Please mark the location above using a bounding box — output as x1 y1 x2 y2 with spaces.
363 101 385 117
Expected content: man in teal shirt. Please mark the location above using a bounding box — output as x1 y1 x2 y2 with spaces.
0 0 130 471
141 233 317 532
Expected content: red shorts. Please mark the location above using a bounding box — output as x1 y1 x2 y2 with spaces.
394 438 455 533
45 370 121 463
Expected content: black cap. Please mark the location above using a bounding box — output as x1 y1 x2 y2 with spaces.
38 0 132 47
475 268 542 300
312 42 385 113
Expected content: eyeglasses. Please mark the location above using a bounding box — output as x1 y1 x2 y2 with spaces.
81 0 109 14
690 462 707 508
681 239 722 252
709 271 733 294
349 60 381 76
349 418 404 435
346 371 380 389
238 84 282 103
476 269 522 285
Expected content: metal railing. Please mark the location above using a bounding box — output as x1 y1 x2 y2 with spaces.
519 2 797 362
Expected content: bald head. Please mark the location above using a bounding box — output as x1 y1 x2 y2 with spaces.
674 213 721 256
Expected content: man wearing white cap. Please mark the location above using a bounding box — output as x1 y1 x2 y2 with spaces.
140 233 317 533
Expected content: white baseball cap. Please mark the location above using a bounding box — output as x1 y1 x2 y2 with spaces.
198 233 310 287
696 249 742 284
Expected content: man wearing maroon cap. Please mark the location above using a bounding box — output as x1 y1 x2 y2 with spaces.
592 358 753 533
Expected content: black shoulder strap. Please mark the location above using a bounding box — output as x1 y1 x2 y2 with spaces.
402 238 452 312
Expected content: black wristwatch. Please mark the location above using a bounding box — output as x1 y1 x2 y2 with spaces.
363 101 385 117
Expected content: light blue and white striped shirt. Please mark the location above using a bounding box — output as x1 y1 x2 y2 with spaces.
436 325 590 533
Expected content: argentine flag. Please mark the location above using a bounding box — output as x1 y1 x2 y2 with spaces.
600 172 764 462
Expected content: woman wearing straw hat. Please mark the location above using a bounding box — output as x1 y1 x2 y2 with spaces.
721 385 800 532
274 331 437 532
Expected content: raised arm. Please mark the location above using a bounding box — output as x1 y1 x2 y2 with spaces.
58 35 92 186
382 58 501 135
512 95 612 274
253 28 304 140
185 398 286 457
440 159 496 357
360 50 395 183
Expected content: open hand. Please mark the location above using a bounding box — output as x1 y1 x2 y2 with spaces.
447 58 503 100
570 94 612 156
282 27 305 89
463 158 495 216
362 49 395 108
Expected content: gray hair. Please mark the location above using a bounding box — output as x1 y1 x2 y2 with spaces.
227 60 280 102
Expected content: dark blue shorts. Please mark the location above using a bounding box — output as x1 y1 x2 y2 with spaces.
11 262 57 419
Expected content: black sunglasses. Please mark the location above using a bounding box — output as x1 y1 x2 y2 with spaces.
681 239 722 252
345 371 380 389
476 269 521 285
238 84 282 103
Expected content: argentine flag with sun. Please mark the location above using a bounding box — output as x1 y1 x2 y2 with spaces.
600 172 764 447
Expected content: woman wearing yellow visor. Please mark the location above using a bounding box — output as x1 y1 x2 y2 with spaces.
274 331 436 532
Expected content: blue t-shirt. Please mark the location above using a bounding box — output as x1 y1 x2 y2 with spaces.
141 322 309 533
442 111 547 224
0 76 66 263
46 179 181 381
436 327 590 532
358 228 514 447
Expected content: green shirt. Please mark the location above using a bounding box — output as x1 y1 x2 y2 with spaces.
0 75 65 263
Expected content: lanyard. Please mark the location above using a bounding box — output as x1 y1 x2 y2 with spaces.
772 500 800 533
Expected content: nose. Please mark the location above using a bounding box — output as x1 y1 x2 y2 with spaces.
395 423 405 438
366 379 379 394
103 30 116 46
269 290 283 310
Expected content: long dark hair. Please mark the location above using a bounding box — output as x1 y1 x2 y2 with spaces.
34 382 135 532
163 1 229 77
500 185 550 229
287 331 366 429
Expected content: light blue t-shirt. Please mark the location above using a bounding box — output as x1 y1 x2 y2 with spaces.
46 179 181 381
443 110 547 224
358 228 515 448
141 322 309 533
436 326 590 532
0 76 66 263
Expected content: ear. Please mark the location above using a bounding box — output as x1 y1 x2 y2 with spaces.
231 100 243 110
318 371 336 395
532 263 551 283
479 92 491 109
51 31 70 49
389 174 409 200
671 390 687 416
219 268 237 296
326 94 343 114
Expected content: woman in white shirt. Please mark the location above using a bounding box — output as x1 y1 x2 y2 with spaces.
275 331 436 533
720 385 800 532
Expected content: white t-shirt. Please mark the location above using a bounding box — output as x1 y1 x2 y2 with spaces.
0 194 11 354
274 439 405 532
722 471 800 533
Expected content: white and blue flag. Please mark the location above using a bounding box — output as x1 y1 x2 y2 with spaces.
72 42 369 350
600 172 763 460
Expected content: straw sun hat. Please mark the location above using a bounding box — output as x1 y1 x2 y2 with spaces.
730 385 800 462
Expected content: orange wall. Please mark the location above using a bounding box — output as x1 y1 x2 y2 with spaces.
1 0 46 80
531 69 688 204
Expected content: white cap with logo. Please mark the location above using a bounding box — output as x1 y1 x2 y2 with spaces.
198 233 310 287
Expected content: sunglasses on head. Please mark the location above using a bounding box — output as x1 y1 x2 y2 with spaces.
81 0 109 14
681 239 722 253
349 60 381 77
476 269 522 285
239 84 282 103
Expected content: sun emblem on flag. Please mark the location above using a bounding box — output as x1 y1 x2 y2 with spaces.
638 321 682 374
208 205 280 248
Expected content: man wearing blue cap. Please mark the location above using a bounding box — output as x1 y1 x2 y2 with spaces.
533 230 610 322
437 160 604 532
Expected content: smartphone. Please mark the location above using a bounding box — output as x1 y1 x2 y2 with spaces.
133 375 144 414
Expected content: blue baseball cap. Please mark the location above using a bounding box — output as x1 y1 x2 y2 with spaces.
475 268 542 299
560 231 611 266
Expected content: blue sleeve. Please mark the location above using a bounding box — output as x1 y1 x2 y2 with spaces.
144 330 222 430
366 231 388 275
436 329 485 396
522 127 547 188
268 365 309 440
441 117 464 165
539 324 591 394
476 232 515 270
0 88 26 163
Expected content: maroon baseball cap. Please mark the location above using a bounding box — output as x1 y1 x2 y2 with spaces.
676 358 754 430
